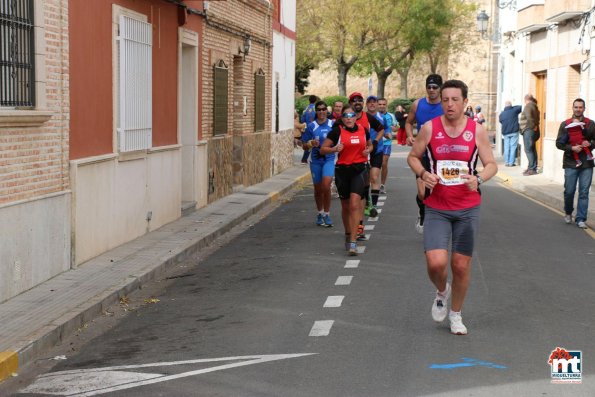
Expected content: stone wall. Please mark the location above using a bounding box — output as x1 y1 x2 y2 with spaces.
271 128 294 175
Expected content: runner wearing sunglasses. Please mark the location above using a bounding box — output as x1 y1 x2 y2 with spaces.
320 104 373 256
405 74 445 235
302 100 336 227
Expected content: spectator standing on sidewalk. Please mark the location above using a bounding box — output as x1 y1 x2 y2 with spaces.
520 94 540 175
407 79 498 335
302 100 335 227
499 101 522 167
300 95 318 164
556 98 595 229
294 110 306 148
395 105 408 145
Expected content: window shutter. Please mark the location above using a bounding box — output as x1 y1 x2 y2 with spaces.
213 60 228 135
117 15 152 152
254 69 265 132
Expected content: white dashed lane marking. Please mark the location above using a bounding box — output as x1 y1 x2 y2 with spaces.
345 259 360 268
309 320 334 336
379 196 387 201
376 201 385 206
323 296 344 308
335 276 353 285
364 225 375 231
368 217 378 221
357 246 366 254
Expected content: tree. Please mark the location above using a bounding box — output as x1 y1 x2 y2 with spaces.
422 0 478 74
351 0 463 98
297 0 376 96
295 64 314 95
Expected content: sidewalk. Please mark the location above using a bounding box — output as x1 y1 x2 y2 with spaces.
0 149 593 382
493 157 595 229
0 157 311 382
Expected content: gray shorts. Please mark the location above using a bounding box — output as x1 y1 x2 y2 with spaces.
423 206 480 257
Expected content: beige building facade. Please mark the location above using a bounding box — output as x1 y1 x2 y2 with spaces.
0 0 70 302
496 0 595 183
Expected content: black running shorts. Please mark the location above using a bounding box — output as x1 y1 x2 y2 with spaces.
335 163 369 200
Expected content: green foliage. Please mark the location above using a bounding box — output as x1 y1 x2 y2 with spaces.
388 98 415 114
322 95 349 108
295 64 314 95
295 96 311 116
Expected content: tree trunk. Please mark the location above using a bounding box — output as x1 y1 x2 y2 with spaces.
336 55 358 96
375 69 392 98
337 64 348 96
396 68 409 98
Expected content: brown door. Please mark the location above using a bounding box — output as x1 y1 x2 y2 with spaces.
534 73 547 164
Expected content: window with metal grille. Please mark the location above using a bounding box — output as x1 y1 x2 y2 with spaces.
274 80 279 132
117 15 152 152
0 0 35 108
213 60 228 135
254 69 265 132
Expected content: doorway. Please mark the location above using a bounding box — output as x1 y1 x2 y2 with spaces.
534 72 547 164
179 40 198 212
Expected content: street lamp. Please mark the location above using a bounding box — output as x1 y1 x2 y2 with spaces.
476 10 489 39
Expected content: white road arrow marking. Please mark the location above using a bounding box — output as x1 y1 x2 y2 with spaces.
21 353 316 396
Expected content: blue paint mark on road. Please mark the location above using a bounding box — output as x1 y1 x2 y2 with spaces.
430 357 507 370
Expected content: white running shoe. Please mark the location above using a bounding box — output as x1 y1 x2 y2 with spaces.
431 283 450 322
449 312 468 335
564 214 572 224
415 217 424 234
577 221 588 229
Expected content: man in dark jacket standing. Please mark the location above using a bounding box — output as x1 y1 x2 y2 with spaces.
520 94 540 175
556 98 595 229
499 101 522 166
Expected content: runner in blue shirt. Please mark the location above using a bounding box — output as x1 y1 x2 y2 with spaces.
405 74 444 234
365 95 386 216
302 100 336 227
378 97 396 194
300 95 318 164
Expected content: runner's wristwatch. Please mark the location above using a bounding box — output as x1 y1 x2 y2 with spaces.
476 175 484 185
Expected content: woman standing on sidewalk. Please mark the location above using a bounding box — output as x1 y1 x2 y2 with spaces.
320 104 372 256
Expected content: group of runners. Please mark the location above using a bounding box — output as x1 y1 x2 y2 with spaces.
300 75 498 335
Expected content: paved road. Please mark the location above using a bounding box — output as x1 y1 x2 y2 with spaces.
5 146 595 396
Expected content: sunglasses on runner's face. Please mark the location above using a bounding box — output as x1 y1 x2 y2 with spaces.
351 98 364 103
316 107 327 111
342 112 356 118
426 84 440 90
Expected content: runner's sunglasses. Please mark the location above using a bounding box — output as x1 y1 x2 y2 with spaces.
342 112 356 118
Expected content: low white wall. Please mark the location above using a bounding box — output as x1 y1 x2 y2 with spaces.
71 148 181 266
0 192 71 302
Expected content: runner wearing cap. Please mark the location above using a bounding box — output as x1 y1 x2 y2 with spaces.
348 92 385 240
320 104 373 256
405 74 445 234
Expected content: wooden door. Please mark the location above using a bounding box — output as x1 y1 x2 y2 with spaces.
534 73 547 163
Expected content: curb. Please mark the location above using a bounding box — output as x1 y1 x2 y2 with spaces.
495 170 594 229
0 168 310 383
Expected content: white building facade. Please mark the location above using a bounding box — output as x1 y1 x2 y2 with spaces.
271 0 296 175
